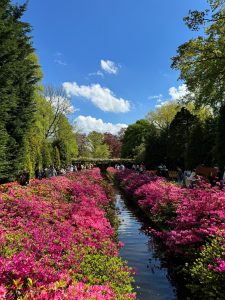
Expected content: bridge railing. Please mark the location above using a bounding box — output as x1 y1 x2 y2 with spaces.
72 158 135 165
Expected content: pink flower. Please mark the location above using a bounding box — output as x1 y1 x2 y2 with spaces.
0 285 6 299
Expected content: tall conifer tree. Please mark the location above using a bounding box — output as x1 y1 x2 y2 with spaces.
0 1 38 182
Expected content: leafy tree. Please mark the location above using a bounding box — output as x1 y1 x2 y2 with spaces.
168 107 197 169
0 1 39 181
121 120 152 158
41 141 53 168
25 83 78 172
172 0 225 109
94 144 110 159
202 117 217 166
44 85 74 139
186 121 205 169
76 133 92 158
88 131 110 159
0 125 8 176
54 114 78 165
146 101 181 131
53 146 61 168
146 102 183 166
104 133 122 158
145 127 167 169
216 104 225 167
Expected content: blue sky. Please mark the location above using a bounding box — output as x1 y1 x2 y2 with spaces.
18 0 207 134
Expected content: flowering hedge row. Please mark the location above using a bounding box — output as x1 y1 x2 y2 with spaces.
0 169 136 300
107 167 225 299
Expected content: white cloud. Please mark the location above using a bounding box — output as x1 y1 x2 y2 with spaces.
63 82 130 113
152 84 193 108
88 70 104 77
54 52 67 66
148 94 163 103
88 59 120 78
54 59 67 66
100 59 119 75
74 115 128 135
169 84 189 100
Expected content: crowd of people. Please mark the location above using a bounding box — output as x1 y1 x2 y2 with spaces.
19 161 225 191
176 166 225 189
115 164 126 170
155 163 225 190
131 163 145 173
19 163 95 186
177 168 199 189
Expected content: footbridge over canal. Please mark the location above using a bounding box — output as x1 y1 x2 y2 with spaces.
72 158 135 171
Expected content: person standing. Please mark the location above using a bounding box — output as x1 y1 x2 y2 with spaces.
223 167 225 185
35 166 42 180
177 167 184 186
20 169 30 186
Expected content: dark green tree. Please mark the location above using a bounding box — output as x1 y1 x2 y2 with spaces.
202 117 217 166
168 107 196 169
0 1 39 182
216 104 225 167
144 126 167 169
186 121 204 169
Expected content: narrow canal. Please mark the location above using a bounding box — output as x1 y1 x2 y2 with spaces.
115 189 177 300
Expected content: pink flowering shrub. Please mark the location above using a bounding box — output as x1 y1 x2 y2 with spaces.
0 169 135 299
187 234 225 298
107 167 225 298
108 168 225 253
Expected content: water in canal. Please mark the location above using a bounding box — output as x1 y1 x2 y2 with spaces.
115 189 178 300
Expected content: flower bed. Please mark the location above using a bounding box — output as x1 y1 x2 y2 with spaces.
107 167 225 298
0 169 135 299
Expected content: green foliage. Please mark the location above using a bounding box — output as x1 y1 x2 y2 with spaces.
0 1 39 182
94 144 110 158
172 1 225 109
41 141 52 168
216 104 225 168
146 101 181 130
0 125 9 177
53 146 61 168
134 143 146 163
54 115 78 165
123 101 217 169
24 88 78 172
187 236 225 299
87 131 110 159
167 107 197 169
75 251 135 298
144 127 167 168
121 119 152 158
186 121 205 169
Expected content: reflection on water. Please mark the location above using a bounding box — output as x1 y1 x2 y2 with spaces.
116 191 177 300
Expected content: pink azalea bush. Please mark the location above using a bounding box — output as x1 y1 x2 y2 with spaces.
108 168 225 253
107 167 225 297
187 233 225 298
0 169 136 299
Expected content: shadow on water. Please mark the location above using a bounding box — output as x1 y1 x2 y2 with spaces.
113 186 188 300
